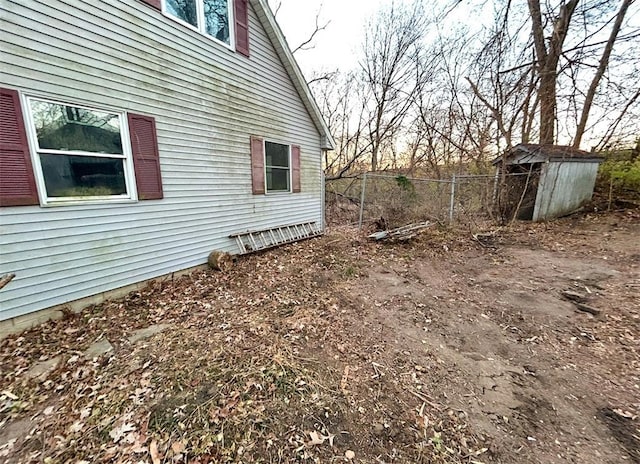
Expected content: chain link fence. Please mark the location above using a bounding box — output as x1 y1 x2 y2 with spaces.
325 176 367 226
358 174 452 227
325 172 534 229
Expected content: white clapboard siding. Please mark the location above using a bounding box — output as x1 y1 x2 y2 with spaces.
0 0 325 320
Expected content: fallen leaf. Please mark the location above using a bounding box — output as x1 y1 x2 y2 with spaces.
171 440 186 454
69 421 84 433
130 442 147 454
1 391 18 400
340 365 350 393
109 423 136 443
308 431 325 446
80 407 92 420
150 440 161 464
123 431 138 445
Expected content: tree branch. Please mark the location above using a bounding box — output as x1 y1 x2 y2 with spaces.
292 10 330 54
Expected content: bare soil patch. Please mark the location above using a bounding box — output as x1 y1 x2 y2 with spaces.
1 211 638 463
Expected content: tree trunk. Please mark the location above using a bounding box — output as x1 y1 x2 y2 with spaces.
527 0 578 145
538 71 557 144
573 0 632 149
633 138 640 160
371 145 378 172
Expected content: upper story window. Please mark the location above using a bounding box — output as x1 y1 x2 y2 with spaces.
164 0 233 46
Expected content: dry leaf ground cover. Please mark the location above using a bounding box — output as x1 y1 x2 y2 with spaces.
1 210 639 464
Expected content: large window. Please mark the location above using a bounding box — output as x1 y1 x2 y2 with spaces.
164 0 232 46
25 98 135 203
264 141 290 193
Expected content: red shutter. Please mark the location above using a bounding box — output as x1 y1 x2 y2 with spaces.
291 145 301 193
250 136 265 194
235 0 250 57
0 88 39 207
139 0 161 10
128 113 163 200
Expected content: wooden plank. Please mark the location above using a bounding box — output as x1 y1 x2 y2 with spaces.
369 222 433 241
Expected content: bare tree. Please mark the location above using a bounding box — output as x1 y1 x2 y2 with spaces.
528 0 579 144
408 31 495 176
310 71 374 180
467 0 639 150
307 0 639 186
573 0 634 148
464 1 540 152
360 0 431 171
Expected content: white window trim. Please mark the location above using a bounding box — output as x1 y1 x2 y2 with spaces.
22 94 138 207
264 140 292 194
161 0 235 51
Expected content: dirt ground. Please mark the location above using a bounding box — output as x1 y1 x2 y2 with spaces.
1 210 639 463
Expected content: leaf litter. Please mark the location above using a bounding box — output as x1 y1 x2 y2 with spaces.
0 210 638 463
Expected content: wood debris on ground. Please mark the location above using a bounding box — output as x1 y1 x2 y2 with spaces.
368 221 433 242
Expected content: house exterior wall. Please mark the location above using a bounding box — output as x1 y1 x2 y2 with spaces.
533 161 600 221
0 0 323 321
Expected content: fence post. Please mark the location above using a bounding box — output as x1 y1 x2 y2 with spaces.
358 172 368 230
492 168 500 206
449 174 456 223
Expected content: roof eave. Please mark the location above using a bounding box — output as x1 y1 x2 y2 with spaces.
548 157 604 163
252 0 336 151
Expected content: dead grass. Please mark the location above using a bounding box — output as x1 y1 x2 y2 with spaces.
1 210 639 463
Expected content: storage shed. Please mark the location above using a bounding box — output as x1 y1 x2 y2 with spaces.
493 144 604 221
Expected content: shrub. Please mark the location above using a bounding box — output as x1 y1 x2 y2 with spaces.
600 159 640 190
597 146 640 202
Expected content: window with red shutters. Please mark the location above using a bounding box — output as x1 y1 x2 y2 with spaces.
2 91 164 206
235 0 250 57
291 145 301 193
250 136 265 194
252 138 300 195
128 114 164 200
0 88 39 207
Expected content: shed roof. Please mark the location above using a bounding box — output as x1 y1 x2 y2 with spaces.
492 143 604 165
252 0 335 150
